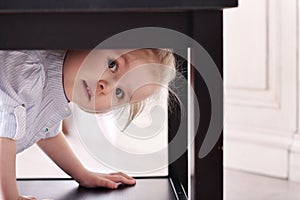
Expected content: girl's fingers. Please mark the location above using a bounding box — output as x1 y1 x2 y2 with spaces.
80 171 136 189
106 174 136 185
109 172 135 180
95 177 118 189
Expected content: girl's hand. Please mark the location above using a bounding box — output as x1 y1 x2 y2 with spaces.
77 171 136 189
37 134 135 190
17 195 37 200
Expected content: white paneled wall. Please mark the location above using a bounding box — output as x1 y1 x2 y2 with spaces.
224 0 299 180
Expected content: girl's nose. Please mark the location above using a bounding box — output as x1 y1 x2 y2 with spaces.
97 80 113 95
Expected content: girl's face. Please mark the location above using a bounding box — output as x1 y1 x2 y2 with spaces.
69 49 160 113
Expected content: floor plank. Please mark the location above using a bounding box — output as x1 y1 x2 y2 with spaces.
225 169 300 200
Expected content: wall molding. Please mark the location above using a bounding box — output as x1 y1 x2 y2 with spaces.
224 0 300 181
225 0 297 138
225 0 280 108
225 126 294 149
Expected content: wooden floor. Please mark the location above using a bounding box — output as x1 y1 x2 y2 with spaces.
225 169 300 200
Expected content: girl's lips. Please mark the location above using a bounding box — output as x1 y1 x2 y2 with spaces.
82 80 91 101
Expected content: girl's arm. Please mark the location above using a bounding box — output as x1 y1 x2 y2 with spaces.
0 137 19 199
37 132 135 189
0 138 35 200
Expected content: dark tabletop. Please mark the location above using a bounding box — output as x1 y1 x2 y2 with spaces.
0 0 237 13
17 178 177 200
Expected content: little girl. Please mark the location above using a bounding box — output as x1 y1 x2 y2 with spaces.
0 48 176 199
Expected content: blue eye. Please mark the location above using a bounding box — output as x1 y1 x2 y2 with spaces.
115 88 124 99
108 59 118 72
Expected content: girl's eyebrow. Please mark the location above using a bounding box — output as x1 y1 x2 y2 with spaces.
119 54 129 66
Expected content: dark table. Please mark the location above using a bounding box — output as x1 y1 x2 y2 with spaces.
2 0 238 199
17 178 177 200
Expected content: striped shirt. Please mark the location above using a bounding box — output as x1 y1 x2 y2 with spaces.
0 50 71 153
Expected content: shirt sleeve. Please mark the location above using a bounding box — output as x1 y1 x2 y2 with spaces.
0 110 19 139
0 50 45 140
44 122 62 139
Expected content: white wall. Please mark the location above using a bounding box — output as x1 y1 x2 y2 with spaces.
224 0 300 180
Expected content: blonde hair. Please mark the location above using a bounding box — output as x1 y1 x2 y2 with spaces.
122 48 176 131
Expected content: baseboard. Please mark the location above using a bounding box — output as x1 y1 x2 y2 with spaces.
224 127 293 178
289 135 300 182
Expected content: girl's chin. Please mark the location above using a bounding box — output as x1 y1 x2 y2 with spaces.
78 105 97 113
